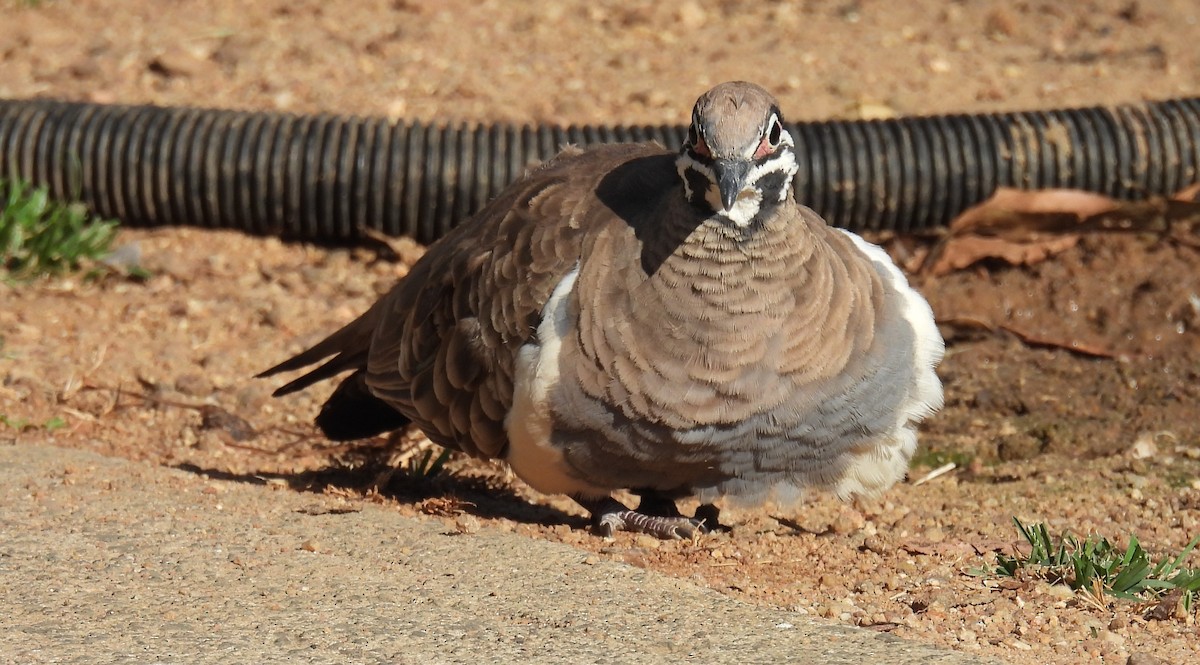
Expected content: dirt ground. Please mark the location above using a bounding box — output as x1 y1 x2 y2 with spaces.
3 1 1200 663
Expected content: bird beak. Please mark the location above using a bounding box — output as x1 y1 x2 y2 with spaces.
712 159 750 211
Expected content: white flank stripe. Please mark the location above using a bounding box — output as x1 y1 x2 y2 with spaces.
505 266 607 497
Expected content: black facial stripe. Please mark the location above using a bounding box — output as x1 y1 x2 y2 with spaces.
683 167 711 205
754 170 791 200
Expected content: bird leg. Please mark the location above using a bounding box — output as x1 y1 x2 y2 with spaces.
634 489 684 518
637 490 728 532
692 503 728 532
638 490 729 533
576 496 707 540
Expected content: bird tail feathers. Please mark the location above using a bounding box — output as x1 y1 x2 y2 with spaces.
257 298 389 396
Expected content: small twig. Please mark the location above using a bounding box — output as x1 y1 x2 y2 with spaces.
57 406 96 422
937 316 1127 359
86 344 108 375
913 462 957 486
996 323 1121 359
222 440 286 454
390 437 442 468
1078 577 1109 612
81 382 204 412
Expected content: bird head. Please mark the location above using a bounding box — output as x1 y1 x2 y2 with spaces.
676 81 799 227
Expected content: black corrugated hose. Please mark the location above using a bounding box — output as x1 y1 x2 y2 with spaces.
1 97 1198 244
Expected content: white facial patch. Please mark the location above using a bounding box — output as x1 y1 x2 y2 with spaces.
714 185 763 227
675 137 799 228
676 157 697 201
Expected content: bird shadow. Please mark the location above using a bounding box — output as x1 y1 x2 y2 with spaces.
171 451 584 531
594 153 703 276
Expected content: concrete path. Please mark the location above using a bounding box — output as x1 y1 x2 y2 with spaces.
0 444 1000 664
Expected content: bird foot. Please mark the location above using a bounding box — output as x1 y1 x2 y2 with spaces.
578 496 718 539
595 509 707 540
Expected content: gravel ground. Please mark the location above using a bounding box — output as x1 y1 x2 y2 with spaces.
3 443 1002 665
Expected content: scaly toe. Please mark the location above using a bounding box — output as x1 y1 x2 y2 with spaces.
606 510 707 540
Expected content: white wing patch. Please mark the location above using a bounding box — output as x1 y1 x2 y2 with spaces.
830 230 945 499
505 266 609 497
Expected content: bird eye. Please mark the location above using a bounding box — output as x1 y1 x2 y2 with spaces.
766 115 782 147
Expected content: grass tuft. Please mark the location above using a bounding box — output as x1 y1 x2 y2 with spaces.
1 178 123 280
0 414 67 432
988 517 1200 612
406 447 452 479
911 447 974 469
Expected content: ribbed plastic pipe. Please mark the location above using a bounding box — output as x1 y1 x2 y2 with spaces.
1 98 1198 243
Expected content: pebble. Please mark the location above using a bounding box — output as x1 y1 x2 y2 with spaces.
632 534 662 550
235 384 271 412
178 427 198 448
862 535 889 554
453 515 480 535
676 1 707 29
818 573 842 589
853 579 878 594
174 373 213 397
148 46 214 78
831 508 865 534
1129 433 1158 459
1125 473 1149 489
984 8 1019 38
927 58 952 74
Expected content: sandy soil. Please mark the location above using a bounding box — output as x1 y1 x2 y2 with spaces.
2 1 1200 663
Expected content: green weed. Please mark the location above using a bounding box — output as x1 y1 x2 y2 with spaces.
0 414 68 432
911 447 974 469
1 178 121 279
985 517 1200 612
406 447 452 479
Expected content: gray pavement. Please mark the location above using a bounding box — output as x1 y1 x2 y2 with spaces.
0 444 999 664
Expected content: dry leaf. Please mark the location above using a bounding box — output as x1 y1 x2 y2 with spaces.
898 540 981 557
922 186 1200 276
1174 182 1200 202
937 317 1125 359
1144 588 1185 621
923 188 1111 275
952 188 1119 235
927 233 1080 276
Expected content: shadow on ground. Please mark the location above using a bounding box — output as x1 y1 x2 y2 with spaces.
172 452 584 530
